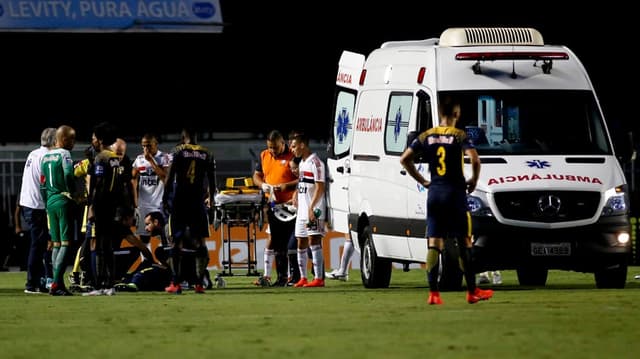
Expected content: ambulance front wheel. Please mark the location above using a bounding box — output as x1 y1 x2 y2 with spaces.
360 226 392 288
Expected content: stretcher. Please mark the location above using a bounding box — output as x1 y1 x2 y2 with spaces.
213 179 264 276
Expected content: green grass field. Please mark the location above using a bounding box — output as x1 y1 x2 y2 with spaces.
1 268 639 359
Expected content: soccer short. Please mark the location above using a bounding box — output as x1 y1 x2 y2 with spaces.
168 205 210 241
294 217 326 238
426 186 469 239
47 200 73 243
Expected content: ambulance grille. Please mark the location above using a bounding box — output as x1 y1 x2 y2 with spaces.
493 191 600 223
439 27 544 47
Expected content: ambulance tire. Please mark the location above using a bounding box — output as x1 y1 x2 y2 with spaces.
360 226 392 288
516 267 548 286
594 264 627 289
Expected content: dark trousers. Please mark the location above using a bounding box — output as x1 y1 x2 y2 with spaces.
23 207 51 289
267 210 295 281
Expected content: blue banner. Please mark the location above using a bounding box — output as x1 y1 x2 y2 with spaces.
0 0 223 32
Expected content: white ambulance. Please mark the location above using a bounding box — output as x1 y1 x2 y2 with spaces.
327 27 631 289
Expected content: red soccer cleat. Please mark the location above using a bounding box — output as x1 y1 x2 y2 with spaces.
302 278 325 287
165 282 182 294
293 278 308 287
194 284 205 294
467 287 493 304
428 291 443 305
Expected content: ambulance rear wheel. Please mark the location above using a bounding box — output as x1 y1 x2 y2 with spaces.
360 226 392 288
516 267 548 286
594 264 627 289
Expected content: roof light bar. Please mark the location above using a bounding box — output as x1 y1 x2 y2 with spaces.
455 51 569 61
456 51 569 75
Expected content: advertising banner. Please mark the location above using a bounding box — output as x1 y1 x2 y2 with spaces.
0 0 223 32
119 226 359 275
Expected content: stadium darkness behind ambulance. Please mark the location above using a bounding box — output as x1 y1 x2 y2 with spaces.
0 1 634 147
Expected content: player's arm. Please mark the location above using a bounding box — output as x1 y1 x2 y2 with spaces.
146 150 168 183
40 161 49 204
63 151 76 197
400 146 430 188
464 147 481 193
162 153 178 211
252 154 267 190
308 180 325 221
131 164 140 208
14 205 22 234
123 234 157 264
207 154 217 200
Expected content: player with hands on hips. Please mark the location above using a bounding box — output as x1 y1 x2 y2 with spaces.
399 96 493 305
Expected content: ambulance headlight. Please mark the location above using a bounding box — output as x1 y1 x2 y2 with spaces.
617 232 630 244
601 185 629 216
467 195 493 217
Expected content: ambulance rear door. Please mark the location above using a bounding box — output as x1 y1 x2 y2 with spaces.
327 50 364 233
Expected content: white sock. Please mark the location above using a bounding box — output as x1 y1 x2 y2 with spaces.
339 240 354 275
297 249 308 279
310 244 323 280
264 249 275 278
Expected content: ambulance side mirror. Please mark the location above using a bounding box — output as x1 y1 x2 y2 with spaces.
616 131 635 163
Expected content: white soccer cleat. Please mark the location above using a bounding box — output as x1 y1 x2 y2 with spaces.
476 272 490 285
215 274 227 288
325 269 348 281
491 271 503 285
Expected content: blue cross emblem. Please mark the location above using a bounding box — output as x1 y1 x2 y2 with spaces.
526 160 550 169
337 107 350 144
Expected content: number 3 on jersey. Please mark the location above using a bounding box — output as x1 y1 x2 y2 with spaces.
436 146 446 176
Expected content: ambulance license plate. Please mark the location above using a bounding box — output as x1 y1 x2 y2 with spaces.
531 243 571 256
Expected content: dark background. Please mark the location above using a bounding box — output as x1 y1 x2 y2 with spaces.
0 1 636 147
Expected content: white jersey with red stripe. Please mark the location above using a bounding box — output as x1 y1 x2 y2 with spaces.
296 152 326 223
132 150 171 211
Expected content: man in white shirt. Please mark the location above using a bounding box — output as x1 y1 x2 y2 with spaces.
18 127 57 293
131 133 171 246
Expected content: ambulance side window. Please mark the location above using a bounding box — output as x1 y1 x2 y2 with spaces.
384 92 413 155
330 88 357 159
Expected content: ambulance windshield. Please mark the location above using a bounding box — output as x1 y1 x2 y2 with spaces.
443 90 611 156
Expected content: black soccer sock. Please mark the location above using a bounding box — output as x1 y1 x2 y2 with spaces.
288 251 300 282
426 246 441 292
275 251 288 282
195 246 209 284
168 247 182 284
457 242 476 292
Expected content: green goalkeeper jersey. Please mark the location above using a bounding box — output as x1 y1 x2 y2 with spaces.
41 147 75 207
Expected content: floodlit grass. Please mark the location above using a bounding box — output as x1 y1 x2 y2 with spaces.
1 268 639 359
